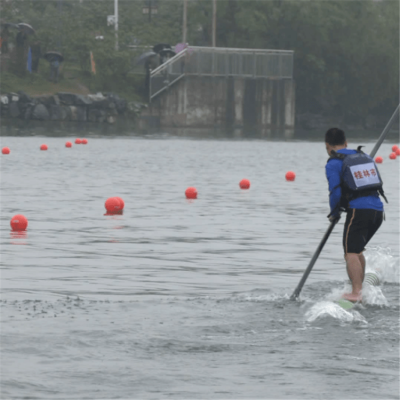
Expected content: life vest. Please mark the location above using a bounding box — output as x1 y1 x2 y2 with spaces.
328 146 388 211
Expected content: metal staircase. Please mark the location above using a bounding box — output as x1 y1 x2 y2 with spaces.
149 46 294 103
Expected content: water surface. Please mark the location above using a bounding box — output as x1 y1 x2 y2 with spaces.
1 132 399 399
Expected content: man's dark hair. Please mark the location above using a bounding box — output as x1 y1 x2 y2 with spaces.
325 128 346 146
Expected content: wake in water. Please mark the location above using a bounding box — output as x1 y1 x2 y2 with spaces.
364 246 399 284
305 247 399 323
304 301 367 323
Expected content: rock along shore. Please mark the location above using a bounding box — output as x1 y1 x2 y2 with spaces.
0 91 146 124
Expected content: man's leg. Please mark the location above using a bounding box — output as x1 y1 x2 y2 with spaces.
342 209 383 301
343 252 364 301
359 252 366 271
342 209 364 301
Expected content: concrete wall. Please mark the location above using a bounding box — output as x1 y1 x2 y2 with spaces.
141 76 295 133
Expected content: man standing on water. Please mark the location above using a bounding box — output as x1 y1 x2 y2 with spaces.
325 128 385 302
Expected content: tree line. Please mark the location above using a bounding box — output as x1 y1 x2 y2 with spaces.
1 0 398 119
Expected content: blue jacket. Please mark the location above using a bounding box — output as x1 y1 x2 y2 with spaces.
325 148 384 217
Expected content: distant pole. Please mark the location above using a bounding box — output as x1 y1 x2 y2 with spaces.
212 0 216 47
149 0 152 23
57 0 63 51
114 0 119 50
182 0 187 43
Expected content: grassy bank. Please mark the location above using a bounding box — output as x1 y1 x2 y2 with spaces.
0 62 147 103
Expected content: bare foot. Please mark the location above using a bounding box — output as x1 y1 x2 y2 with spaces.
342 293 362 303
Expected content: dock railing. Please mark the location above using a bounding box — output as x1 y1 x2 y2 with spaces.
149 49 188 101
150 46 294 102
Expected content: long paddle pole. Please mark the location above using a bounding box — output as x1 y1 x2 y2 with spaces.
370 104 399 158
290 104 400 301
290 218 339 300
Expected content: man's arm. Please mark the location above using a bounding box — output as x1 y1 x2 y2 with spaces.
325 160 342 218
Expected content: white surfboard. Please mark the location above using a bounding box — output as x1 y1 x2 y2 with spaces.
336 271 381 310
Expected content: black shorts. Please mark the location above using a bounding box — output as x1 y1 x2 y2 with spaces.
343 209 383 254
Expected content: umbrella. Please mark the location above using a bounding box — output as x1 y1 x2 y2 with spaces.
17 23 35 35
153 43 171 54
43 51 64 62
0 22 19 30
175 43 187 54
136 51 157 65
159 49 176 58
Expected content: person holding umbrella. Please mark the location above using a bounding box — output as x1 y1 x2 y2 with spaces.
50 58 60 82
0 24 10 54
159 48 176 65
31 40 41 72
44 51 64 83
15 30 28 76
137 51 158 95
15 23 35 76
152 43 174 65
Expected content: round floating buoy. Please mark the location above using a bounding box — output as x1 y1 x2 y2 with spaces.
82 138 88 145
389 152 397 160
115 197 125 210
239 179 250 190
105 197 123 213
2 147 10 154
65 141 72 148
396 148 400 156
40 144 48 151
185 187 197 199
285 171 296 181
391 145 398 152
10 214 28 231
75 138 82 144
375 156 383 164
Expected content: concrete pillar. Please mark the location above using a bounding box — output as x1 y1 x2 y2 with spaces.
284 80 295 128
234 78 244 127
265 80 273 129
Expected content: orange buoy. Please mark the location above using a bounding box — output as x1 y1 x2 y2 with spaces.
396 148 400 156
40 144 48 151
75 138 82 144
65 141 72 148
105 197 123 214
10 214 28 231
115 197 125 210
389 152 397 160
375 156 383 164
239 179 250 189
2 147 10 154
82 138 88 144
185 187 197 199
285 171 296 181
391 145 398 152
